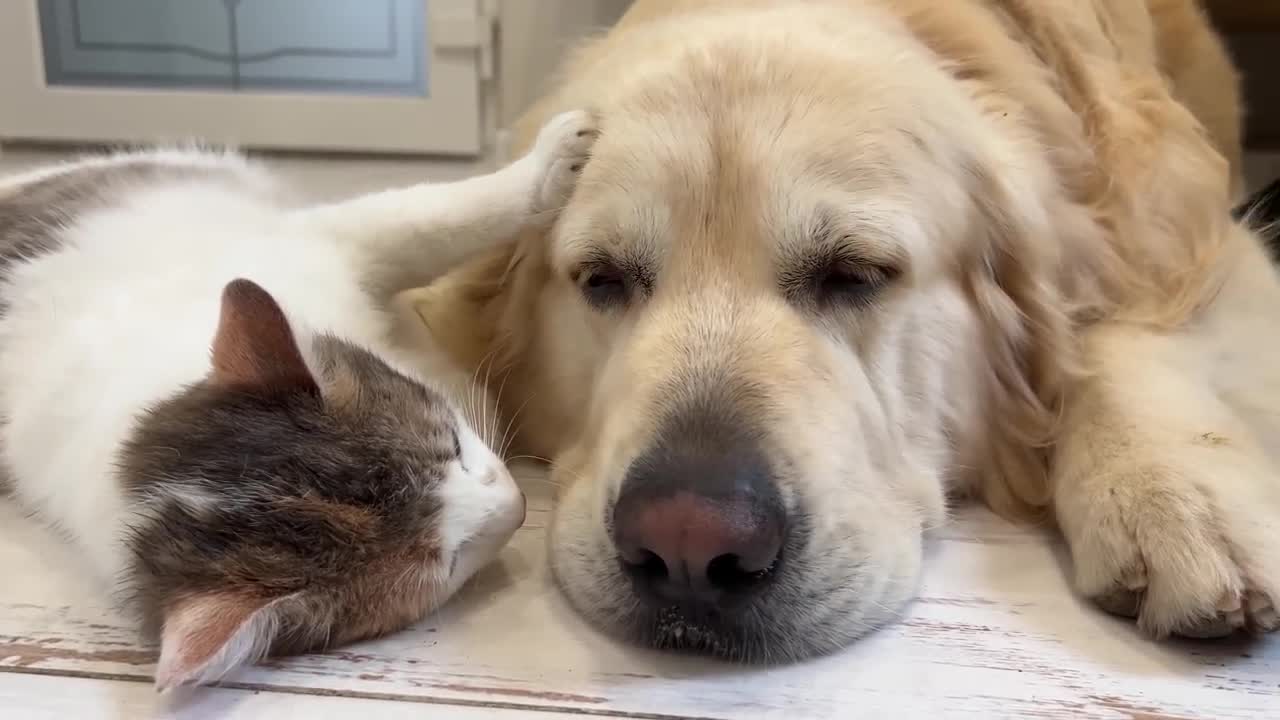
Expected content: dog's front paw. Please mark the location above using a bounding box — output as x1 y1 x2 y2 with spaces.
1059 462 1280 638
528 110 598 213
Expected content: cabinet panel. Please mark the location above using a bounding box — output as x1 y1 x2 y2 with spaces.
0 0 489 156
39 0 429 97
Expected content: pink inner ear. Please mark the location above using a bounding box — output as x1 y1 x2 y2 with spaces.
155 592 279 691
211 279 317 393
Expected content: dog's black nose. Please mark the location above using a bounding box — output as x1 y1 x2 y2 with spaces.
612 419 786 609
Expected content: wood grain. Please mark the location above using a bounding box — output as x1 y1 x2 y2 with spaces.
1 464 1277 719
0 672 599 720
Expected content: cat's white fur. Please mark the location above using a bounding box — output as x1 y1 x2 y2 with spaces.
0 111 594 612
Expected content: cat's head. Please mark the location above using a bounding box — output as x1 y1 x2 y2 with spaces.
119 279 525 691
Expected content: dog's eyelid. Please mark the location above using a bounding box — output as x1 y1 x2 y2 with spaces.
780 241 900 279
568 257 617 287
571 255 637 310
828 245 901 274
825 262 899 297
569 252 616 280
778 244 900 310
804 204 906 267
570 247 655 287
822 230 906 271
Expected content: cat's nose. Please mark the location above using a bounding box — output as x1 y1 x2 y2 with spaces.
611 422 786 609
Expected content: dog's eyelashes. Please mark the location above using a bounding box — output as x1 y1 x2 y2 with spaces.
789 258 895 310
578 263 630 309
820 264 889 299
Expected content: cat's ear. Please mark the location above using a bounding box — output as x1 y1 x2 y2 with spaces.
154 592 291 691
211 279 318 394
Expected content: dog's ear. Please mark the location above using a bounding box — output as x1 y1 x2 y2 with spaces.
397 237 536 376
963 163 1079 522
960 83 1237 522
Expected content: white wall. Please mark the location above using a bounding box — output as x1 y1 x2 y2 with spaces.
497 0 631 128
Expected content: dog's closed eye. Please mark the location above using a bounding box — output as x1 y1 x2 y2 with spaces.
814 259 896 306
579 262 629 308
782 252 897 310
572 253 653 310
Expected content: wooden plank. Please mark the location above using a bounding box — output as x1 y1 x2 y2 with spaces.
1 464 1277 719
0 672 603 720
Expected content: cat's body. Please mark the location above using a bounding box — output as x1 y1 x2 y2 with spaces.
1 153 382 581
0 111 597 689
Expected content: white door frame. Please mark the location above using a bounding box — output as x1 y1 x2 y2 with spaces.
0 0 491 156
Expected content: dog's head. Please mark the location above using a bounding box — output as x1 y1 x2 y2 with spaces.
420 4 1090 661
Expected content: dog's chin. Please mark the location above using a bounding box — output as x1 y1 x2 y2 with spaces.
551 561 907 663
622 595 864 665
629 604 785 663
549 562 805 663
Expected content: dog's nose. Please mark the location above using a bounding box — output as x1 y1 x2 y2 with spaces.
612 428 786 608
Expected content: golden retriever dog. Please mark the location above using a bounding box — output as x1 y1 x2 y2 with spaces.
403 0 1280 661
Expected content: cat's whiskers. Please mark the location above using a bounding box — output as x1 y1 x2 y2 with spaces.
504 453 552 465
479 349 500 449
498 393 536 460
505 456 595 493
461 346 499 435
516 475 567 490
487 363 515 450
465 348 488 427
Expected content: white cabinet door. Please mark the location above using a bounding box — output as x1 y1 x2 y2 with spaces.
0 0 492 156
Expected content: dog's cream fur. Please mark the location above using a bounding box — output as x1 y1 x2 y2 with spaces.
405 0 1280 657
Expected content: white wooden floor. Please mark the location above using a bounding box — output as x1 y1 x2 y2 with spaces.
1 146 1279 719
2 462 1278 720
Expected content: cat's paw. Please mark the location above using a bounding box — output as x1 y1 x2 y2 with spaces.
1060 463 1280 638
528 110 599 213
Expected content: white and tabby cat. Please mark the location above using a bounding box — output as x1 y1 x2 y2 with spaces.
0 111 596 690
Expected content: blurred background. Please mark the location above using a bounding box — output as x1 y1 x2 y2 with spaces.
0 0 632 201
0 0 636 156
0 1 1275 193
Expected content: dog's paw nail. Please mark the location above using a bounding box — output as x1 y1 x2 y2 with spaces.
1255 606 1279 632
1247 592 1278 631
1226 606 1247 629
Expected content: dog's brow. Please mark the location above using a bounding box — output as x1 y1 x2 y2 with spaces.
786 204 907 270
559 207 664 267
